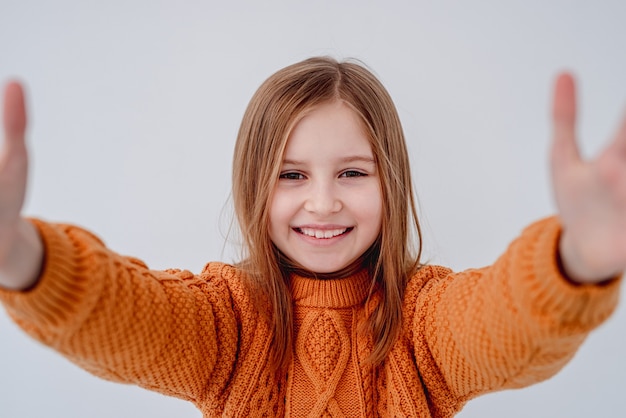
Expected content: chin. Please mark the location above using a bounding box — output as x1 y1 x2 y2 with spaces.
300 256 365 277
278 249 366 277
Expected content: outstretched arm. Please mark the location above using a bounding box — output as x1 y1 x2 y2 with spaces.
413 77 624 408
552 74 626 283
0 81 43 290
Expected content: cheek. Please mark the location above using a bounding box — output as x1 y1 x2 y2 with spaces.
354 185 383 223
268 190 294 233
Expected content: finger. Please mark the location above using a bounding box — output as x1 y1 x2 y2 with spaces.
606 107 626 155
3 81 27 150
551 72 581 165
1 82 28 181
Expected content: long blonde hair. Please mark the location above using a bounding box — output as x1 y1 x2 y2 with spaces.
232 56 422 369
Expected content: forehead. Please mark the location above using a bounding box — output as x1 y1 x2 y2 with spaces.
284 101 373 159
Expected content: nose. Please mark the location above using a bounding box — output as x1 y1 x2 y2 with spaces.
303 182 342 215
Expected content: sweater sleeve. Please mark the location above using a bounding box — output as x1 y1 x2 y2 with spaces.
0 219 239 403
410 216 621 409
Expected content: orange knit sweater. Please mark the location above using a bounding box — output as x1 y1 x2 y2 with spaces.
0 217 620 417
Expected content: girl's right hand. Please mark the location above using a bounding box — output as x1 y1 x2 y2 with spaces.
0 81 43 290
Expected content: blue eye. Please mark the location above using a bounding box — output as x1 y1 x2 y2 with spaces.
340 170 366 178
279 172 305 180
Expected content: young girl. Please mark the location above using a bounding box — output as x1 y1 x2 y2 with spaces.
0 57 623 417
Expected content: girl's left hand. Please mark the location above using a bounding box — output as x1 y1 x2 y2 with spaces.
551 73 626 284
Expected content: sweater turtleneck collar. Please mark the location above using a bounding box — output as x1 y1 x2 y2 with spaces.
290 269 371 308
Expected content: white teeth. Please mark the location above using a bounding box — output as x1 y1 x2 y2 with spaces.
299 227 347 239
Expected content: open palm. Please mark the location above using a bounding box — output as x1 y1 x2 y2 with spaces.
552 74 626 283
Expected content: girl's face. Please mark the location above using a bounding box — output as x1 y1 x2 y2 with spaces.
269 101 383 274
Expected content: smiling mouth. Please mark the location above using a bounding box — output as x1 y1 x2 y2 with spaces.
294 227 353 239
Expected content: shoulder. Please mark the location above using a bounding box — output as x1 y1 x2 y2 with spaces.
154 261 247 286
197 261 258 312
200 261 247 281
411 264 453 281
401 264 453 313
406 264 453 291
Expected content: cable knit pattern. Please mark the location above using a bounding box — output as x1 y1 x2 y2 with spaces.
0 217 621 417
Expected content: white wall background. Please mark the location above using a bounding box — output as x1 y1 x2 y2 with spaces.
1 0 625 417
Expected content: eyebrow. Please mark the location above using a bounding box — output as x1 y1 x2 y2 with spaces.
282 156 376 165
